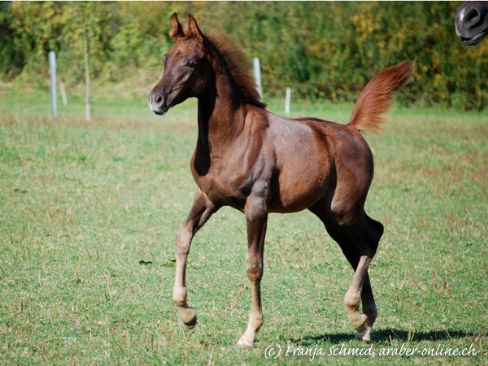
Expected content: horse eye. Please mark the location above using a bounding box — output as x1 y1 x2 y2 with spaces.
186 59 197 68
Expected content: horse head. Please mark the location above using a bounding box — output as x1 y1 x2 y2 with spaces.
148 14 210 115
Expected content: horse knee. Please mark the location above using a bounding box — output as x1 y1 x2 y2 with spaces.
246 261 263 282
176 225 192 255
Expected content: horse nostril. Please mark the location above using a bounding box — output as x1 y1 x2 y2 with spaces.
155 95 163 105
467 9 479 22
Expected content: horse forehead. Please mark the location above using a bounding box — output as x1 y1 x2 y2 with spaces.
171 39 204 57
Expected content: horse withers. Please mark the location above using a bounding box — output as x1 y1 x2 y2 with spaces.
148 13 414 348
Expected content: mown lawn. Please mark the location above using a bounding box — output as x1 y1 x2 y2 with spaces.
0 89 487 365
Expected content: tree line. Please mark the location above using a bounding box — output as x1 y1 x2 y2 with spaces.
1 2 487 110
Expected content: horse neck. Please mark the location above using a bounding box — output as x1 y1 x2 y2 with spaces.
197 58 246 155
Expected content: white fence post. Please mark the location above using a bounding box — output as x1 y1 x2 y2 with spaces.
84 29 91 121
285 87 291 115
253 57 262 99
49 51 57 118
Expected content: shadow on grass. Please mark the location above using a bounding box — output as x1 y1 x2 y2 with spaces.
284 329 485 345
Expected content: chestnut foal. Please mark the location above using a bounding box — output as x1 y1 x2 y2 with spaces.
148 14 414 348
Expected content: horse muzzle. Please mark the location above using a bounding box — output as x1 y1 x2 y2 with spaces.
148 91 170 116
455 1 488 45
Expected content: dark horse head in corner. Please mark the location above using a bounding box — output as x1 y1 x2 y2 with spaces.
455 1 488 45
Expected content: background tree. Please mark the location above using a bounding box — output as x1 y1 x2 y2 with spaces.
1 2 486 110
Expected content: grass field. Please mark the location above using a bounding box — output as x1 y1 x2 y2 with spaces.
1 87 487 365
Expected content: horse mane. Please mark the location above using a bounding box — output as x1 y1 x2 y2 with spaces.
205 31 266 108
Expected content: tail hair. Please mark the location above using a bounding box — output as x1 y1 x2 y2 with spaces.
348 61 415 133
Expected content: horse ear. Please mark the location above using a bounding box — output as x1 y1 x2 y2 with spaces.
188 15 204 42
169 12 184 39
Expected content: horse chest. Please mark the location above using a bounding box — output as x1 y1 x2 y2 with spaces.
191 160 251 207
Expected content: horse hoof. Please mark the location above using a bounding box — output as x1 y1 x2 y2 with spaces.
355 331 371 343
355 323 372 342
178 307 197 329
236 339 253 349
183 316 197 329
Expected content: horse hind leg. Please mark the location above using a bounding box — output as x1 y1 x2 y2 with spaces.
341 213 383 341
310 203 383 342
356 215 383 341
356 271 377 342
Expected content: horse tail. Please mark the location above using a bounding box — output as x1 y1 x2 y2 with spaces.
348 61 415 134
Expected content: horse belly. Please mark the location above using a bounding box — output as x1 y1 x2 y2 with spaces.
269 155 332 213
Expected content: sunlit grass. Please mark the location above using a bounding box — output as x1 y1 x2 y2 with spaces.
0 89 487 364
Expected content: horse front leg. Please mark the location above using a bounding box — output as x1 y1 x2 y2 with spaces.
237 195 268 348
172 189 217 328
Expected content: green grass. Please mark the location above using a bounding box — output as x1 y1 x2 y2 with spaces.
0 87 487 365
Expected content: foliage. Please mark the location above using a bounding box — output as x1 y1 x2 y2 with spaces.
1 2 487 110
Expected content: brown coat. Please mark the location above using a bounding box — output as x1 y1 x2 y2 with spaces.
149 14 414 347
